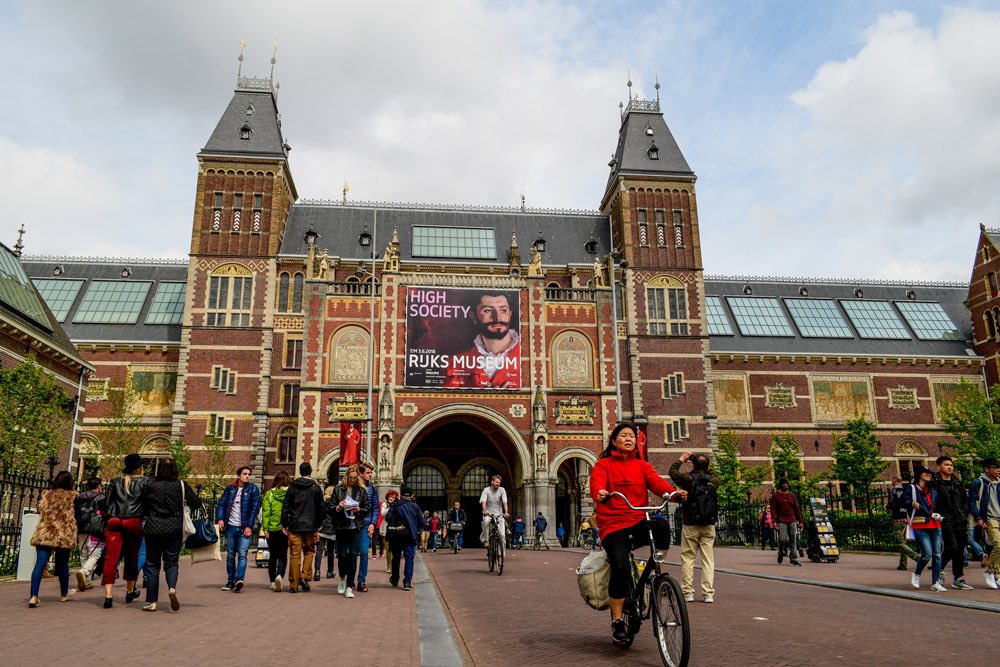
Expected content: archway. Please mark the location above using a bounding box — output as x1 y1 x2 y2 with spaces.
551 447 598 541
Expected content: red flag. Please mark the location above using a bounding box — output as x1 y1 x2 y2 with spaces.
339 421 362 466
636 423 648 462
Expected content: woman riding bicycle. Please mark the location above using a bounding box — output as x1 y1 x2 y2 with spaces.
591 423 687 646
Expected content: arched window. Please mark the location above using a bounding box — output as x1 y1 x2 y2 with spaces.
989 272 998 298
207 263 253 327
277 427 296 463
278 272 290 312
551 330 594 388
405 464 446 498
645 275 688 336
895 440 927 480
292 273 304 312
328 325 370 385
461 464 500 495
986 310 996 340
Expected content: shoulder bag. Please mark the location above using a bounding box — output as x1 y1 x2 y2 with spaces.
181 482 196 542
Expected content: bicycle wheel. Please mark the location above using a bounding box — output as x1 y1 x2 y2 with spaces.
651 575 690 667
579 532 595 550
494 534 505 575
488 534 496 572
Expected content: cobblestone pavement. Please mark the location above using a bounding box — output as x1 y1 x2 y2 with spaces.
422 546 995 666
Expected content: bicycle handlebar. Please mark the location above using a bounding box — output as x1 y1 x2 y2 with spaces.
601 490 682 511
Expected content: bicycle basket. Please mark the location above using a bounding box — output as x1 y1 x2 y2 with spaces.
576 551 610 611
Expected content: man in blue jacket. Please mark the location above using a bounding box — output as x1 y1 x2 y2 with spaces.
215 466 261 592
969 457 1000 590
385 484 424 591
356 462 381 593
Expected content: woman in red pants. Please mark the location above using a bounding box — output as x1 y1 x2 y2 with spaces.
101 453 148 608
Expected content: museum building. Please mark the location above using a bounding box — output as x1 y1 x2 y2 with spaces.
17 72 998 540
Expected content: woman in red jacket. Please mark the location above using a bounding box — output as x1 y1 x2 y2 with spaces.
591 423 686 645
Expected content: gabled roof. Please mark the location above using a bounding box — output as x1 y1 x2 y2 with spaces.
281 200 611 267
705 276 976 359
21 258 187 345
200 78 288 160
604 99 693 204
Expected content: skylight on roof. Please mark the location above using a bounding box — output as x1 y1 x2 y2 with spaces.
145 282 186 325
840 300 910 340
726 297 795 337
33 278 84 322
73 280 151 324
0 246 51 328
785 299 853 338
412 226 496 260
895 300 962 341
705 297 733 335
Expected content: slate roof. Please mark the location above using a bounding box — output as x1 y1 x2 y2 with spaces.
21 258 187 344
705 277 976 359
604 99 694 203
200 78 288 160
984 226 1000 251
0 244 90 368
281 201 612 267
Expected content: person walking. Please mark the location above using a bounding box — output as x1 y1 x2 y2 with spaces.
73 477 106 592
314 485 337 581
533 512 549 548
969 457 1000 589
429 512 440 552
888 474 920 570
328 464 370 598
669 451 720 603
357 462 381 592
262 470 290 592
934 455 973 590
556 522 567 548
382 490 399 573
419 511 431 552
141 458 202 611
769 478 803 567
908 466 945 591
281 462 324 593
215 466 261 593
102 453 148 608
27 470 78 607
758 507 776 551
385 484 424 591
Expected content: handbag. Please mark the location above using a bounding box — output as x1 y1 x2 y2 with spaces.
185 506 219 549
190 537 222 564
181 482 196 542
576 550 610 610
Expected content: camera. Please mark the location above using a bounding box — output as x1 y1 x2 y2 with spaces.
931 513 943 521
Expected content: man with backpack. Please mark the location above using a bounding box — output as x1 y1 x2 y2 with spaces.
888 474 920 570
669 451 720 603
384 485 424 591
74 477 106 591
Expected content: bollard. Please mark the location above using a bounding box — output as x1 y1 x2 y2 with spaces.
17 513 40 582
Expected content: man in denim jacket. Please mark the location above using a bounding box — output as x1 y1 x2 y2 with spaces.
356 462 381 592
215 466 261 592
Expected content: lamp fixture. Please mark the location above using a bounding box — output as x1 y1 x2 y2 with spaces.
120 267 131 278
533 231 546 253
359 225 372 247
584 232 597 254
304 226 318 246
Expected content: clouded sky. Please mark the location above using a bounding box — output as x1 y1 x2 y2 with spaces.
2 0 999 282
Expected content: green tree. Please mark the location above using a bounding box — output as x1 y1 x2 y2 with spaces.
715 431 768 508
831 416 889 493
770 433 827 498
0 355 74 473
167 438 193 481
96 379 144 475
938 379 1000 480
201 431 231 497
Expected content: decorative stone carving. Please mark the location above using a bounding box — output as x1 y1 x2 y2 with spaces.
508 232 522 275
593 257 607 288
532 386 547 431
556 395 596 425
527 245 544 277
552 332 593 388
896 440 927 457
378 384 394 430
510 404 526 418
888 386 919 410
401 402 417 417
383 228 400 273
534 435 548 471
764 384 796 409
326 394 367 423
316 250 330 280
86 378 110 401
379 434 392 471
329 326 369 385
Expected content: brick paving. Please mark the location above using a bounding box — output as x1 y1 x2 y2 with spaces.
423 546 996 666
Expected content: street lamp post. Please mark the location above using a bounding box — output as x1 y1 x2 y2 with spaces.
358 212 378 465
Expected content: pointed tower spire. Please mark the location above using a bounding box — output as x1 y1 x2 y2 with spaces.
237 39 246 80
655 74 661 104
508 231 522 275
13 224 25 257
270 41 278 80
520 188 526 212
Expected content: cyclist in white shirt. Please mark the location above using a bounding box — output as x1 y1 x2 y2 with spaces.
479 475 509 547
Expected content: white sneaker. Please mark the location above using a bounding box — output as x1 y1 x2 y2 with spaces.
683 593 694 603
911 573 920 589
985 571 998 590
338 580 347 595
703 595 714 603
345 587 355 599
269 581 275 591
274 575 282 593
930 580 947 592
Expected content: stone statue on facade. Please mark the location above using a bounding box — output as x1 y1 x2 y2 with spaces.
527 245 543 277
316 249 330 281
532 386 547 432
378 384 394 431
593 257 608 288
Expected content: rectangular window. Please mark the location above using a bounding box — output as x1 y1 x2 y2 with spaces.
145 282 186 325
285 339 303 369
253 193 263 210
282 385 300 415
208 414 233 442
32 278 85 322
784 298 853 338
673 210 684 247
662 373 686 399
895 301 962 341
615 282 625 320
411 226 496 260
214 192 223 208
727 297 795 337
278 431 296 463
233 193 243 209
667 288 689 335
647 287 667 335
705 296 733 335
840 300 910 340
655 210 665 225
210 366 236 394
665 418 688 444
638 210 647 224
208 275 252 327
73 280 152 325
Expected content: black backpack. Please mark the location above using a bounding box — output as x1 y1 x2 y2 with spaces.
75 492 105 536
888 486 910 521
385 502 409 540
686 473 718 526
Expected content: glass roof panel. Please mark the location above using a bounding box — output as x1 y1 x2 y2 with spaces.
32 279 85 322
726 297 795 337
705 296 733 335
73 280 151 324
840 300 910 340
145 282 186 325
0 246 51 328
784 298 853 338
894 300 962 341
412 226 496 260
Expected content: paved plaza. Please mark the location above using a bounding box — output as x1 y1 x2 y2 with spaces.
1 546 994 665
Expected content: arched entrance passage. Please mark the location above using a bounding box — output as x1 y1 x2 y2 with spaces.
550 448 598 541
397 404 529 547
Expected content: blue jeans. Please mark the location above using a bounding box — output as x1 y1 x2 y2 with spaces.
31 546 70 597
225 525 251 584
389 539 416 586
358 528 371 586
913 528 942 583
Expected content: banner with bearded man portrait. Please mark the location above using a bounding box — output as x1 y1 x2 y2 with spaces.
404 287 522 390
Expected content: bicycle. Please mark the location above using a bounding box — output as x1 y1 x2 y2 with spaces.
486 514 505 575
604 491 690 667
531 531 550 550
447 522 463 553
577 530 598 549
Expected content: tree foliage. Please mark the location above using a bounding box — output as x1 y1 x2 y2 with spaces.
937 379 1000 480
770 433 828 498
96 379 144 475
167 438 193 481
831 416 889 493
201 431 231 497
0 355 74 473
715 431 768 508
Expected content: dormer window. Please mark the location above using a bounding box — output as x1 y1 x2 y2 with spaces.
645 123 654 136
647 143 659 160
245 104 255 116
240 124 252 140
